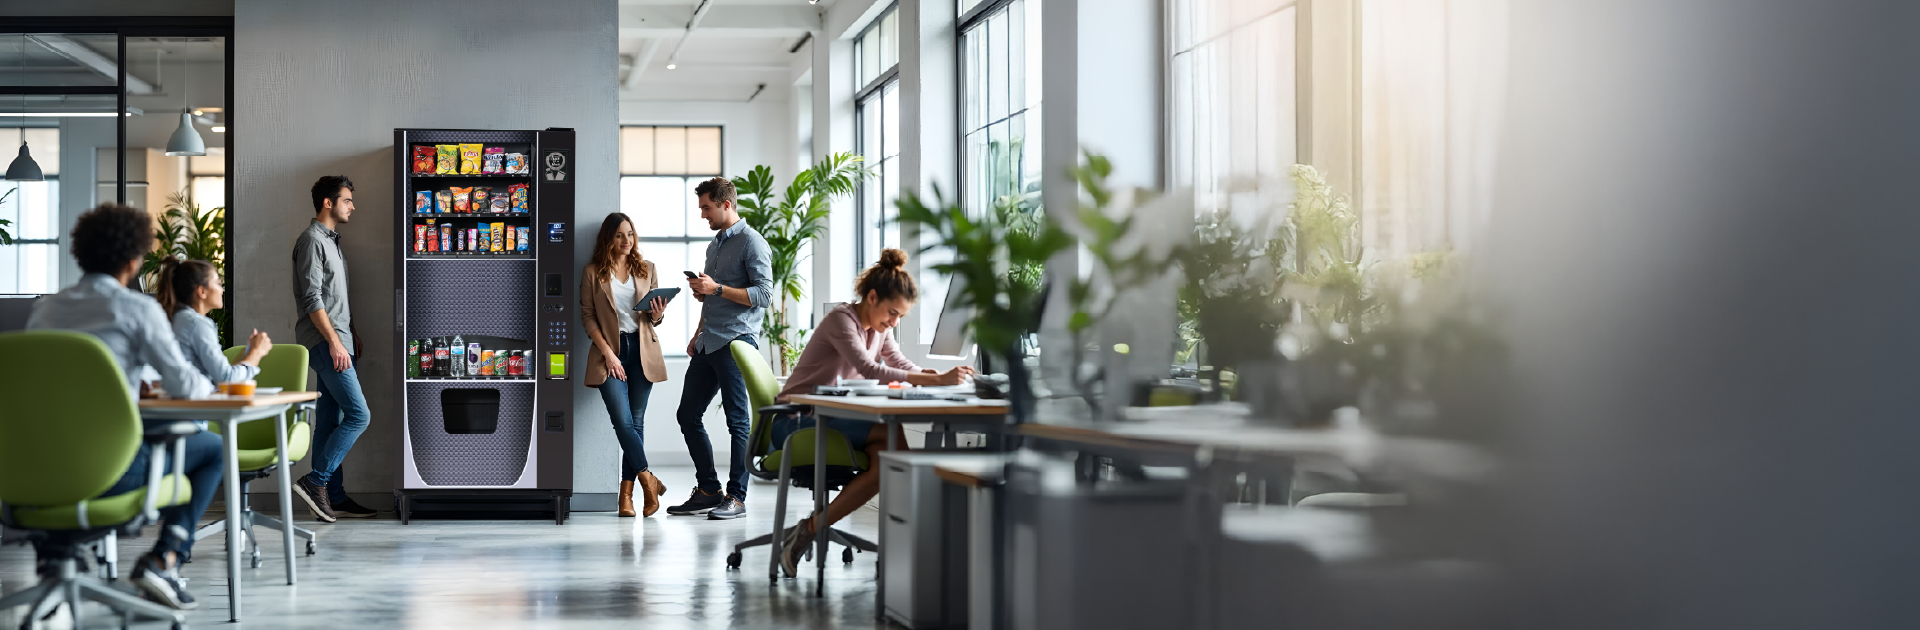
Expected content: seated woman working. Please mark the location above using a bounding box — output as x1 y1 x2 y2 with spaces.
156 257 273 414
770 248 974 575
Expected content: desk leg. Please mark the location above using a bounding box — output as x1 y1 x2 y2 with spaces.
1183 458 1220 630
814 413 828 598
968 484 996 630
275 411 297 585
223 419 244 622
877 420 898 618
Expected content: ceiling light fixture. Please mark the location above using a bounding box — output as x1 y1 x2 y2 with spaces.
666 63 677 70
6 34 44 182
163 48 206 157
211 126 226 133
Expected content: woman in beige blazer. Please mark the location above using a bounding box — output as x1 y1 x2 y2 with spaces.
581 213 670 517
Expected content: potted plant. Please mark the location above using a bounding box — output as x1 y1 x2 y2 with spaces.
141 191 229 345
732 152 873 372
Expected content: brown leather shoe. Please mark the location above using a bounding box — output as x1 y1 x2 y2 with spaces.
617 479 637 517
638 470 666 517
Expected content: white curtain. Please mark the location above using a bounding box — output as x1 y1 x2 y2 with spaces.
1171 0 1298 218
1359 0 1509 261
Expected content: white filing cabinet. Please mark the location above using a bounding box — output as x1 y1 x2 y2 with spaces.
881 452 986 629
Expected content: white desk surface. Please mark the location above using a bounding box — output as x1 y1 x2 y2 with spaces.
790 394 1010 416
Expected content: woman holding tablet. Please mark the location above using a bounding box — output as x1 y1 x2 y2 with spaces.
581 213 671 517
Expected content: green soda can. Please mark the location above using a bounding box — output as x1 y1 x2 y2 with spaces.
407 339 423 378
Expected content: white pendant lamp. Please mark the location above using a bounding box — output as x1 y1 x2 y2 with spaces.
163 47 204 157
6 35 43 181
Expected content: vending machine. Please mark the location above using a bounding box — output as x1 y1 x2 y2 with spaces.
391 128 575 524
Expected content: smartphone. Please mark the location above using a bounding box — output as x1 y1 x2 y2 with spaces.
683 271 698 279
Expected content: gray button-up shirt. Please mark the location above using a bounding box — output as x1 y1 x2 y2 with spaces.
27 273 214 399
293 219 354 350
696 219 773 354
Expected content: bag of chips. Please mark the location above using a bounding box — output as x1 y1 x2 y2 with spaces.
472 187 491 212
436 145 458 174
508 183 529 212
490 192 510 213
517 227 530 251
412 146 436 174
415 224 428 252
478 224 492 252
435 190 452 214
505 223 516 251
492 223 505 252
504 153 528 175
414 191 432 213
483 147 506 174
459 144 483 174
451 187 473 213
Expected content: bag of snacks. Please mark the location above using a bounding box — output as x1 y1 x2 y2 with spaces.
483 147 505 174
414 191 432 213
478 225 492 252
517 227 531 251
492 223 505 252
459 144 483 174
505 153 528 175
508 183 529 211
435 145 458 174
472 187 491 211
412 146 436 174
415 224 428 252
440 225 452 252
490 192 510 213
505 223 516 251
451 187 473 213
435 190 453 214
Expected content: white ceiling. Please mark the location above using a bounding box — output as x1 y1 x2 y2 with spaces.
618 0 823 102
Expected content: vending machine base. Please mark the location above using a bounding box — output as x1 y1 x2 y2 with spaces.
395 489 572 525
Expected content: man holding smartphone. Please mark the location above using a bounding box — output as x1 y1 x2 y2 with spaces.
668 177 773 520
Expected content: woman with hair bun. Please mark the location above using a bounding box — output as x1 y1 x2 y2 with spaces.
767 248 975 575
157 256 273 399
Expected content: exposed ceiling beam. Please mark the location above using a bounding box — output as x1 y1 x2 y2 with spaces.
623 38 663 90
619 4 818 39
27 35 155 94
663 0 718 71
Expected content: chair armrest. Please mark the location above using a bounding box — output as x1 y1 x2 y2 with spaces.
143 420 201 439
756 403 811 417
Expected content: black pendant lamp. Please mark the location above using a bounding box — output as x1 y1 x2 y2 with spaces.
6 34 43 181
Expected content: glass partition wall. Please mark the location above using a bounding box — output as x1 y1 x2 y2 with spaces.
0 20 233 339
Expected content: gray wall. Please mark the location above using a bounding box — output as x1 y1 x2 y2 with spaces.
233 0 620 503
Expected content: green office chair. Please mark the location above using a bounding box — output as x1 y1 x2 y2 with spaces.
722 340 877 580
194 344 319 571
0 331 192 630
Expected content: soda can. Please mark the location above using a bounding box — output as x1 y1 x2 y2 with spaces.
478 349 494 376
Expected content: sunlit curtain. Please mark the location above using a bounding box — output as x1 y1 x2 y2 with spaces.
1171 0 1298 217
1359 0 1509 261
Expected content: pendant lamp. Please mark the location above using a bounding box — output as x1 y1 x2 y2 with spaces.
6 35 43 181
163 47 204 157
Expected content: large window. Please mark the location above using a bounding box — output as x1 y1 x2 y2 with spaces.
950 0 1043 343
1169 0 1296 216
854 4 901 274
0 170 61 295
619 125 724 355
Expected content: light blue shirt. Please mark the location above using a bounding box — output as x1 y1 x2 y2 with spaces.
172 306 260 386
27 273 215 400
696 219 773 354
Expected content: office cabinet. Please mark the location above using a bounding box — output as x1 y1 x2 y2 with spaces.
881 452 977 629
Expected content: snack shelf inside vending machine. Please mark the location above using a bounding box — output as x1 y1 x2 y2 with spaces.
406 142 538 261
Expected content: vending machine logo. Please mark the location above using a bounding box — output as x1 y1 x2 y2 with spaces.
543 149 570 183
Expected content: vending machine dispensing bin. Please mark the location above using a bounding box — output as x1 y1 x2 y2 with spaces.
391 128 575 524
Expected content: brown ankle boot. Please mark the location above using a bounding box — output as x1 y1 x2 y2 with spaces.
638 470 665 517
617 479 637 517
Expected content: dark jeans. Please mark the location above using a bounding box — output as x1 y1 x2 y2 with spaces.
598 331 655 480
675 334 755 500
307 345 368 504
99 431 224 557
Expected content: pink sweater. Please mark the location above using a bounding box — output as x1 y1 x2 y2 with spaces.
776 303 920 403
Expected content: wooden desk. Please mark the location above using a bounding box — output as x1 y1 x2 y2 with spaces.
140 391 319 622
786 395 1010 606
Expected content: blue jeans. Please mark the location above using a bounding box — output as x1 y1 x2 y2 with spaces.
676 335 755 500
99 431 224 557
306 344 369 504
598 331 655 480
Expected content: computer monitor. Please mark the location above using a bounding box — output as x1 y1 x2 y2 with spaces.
927 275 973 359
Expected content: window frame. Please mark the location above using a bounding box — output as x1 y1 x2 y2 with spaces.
852 4 902 274
617 124 726 356
955 0 1040 216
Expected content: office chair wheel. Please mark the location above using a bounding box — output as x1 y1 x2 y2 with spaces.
842 548 854 564
172 622 188 630
726 551 742 569
251 553 263 569
306 540 317 555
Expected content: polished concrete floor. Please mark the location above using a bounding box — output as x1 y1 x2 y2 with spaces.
1 468 896 629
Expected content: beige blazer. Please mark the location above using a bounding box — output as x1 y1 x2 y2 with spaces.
580 260 668 387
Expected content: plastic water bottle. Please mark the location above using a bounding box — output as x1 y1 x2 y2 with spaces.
451 335 466 377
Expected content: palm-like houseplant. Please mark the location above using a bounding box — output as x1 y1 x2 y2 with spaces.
141 191 229 345
732 152 873 371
